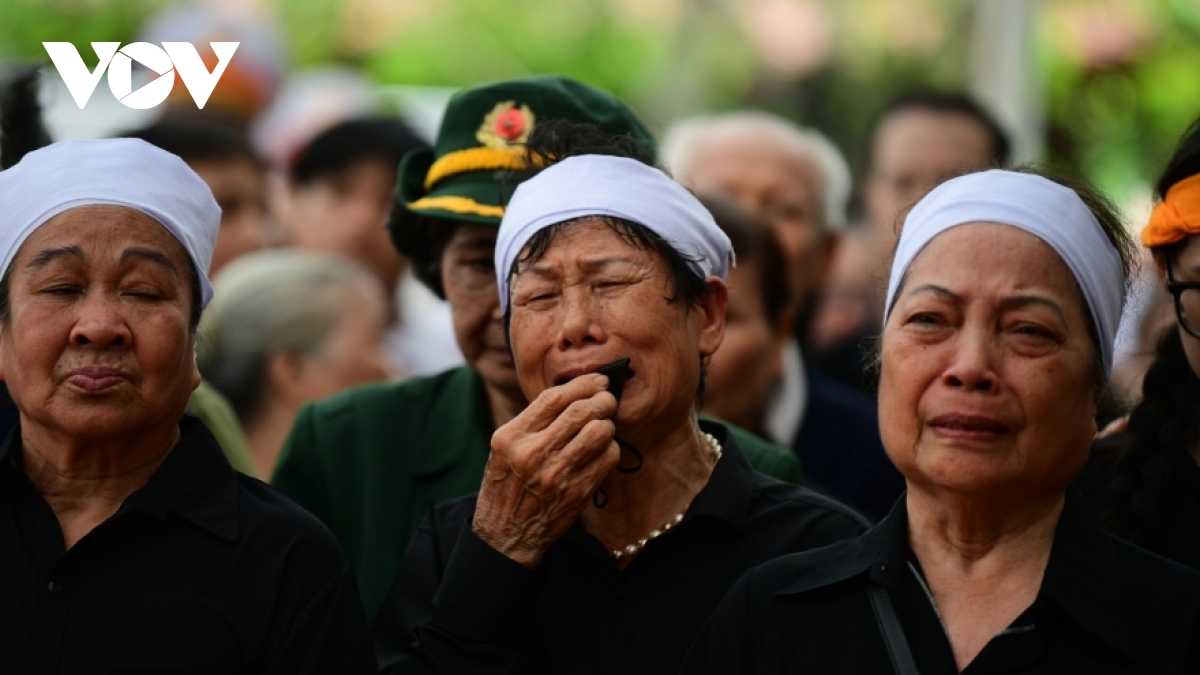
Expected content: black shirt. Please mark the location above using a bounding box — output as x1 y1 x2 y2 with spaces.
679 487 1200 674
0 415 377 675
372 421 869 675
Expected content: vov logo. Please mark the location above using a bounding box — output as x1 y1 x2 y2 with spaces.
43 42 239 110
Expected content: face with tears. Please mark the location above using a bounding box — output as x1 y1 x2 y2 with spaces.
506 217 727 448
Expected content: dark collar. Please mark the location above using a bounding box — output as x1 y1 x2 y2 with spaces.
1 415 240 542
774 492 903 597
685 420 758 530
774 486 1135 659
1038 485 1134 658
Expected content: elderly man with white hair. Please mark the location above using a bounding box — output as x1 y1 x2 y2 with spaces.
663 111 903 521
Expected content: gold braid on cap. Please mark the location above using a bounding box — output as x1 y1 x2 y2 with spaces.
423 146 528 191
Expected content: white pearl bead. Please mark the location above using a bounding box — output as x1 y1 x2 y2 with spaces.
607 431 721 560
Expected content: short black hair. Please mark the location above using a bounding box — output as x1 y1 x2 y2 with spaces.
119 117 260 168
1156 115 1200 201
869 90 1011 167
290 117 426 185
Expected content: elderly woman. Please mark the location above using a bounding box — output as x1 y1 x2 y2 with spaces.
272 76 801 621
370 123 867 674
0 139 375 673
680 169 1200 673
199 249 391 479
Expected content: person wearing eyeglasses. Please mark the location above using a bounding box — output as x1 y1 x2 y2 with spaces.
1077 116 1200 571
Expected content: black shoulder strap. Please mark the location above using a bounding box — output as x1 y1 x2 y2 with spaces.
869 583 921 675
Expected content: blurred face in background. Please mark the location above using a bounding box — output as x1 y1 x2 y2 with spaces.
684 133 829 310
864 109 996 251
283 157 405 305
439 223 522 404
192 156 269 275
703 260 788 432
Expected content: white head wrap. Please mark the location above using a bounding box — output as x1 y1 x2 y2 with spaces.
0 138 221 307
884 169 1124 374
495 155 733 313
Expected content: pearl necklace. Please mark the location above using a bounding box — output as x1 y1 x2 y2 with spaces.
610 433 722 561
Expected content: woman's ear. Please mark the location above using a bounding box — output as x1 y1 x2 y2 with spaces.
697 277 729 359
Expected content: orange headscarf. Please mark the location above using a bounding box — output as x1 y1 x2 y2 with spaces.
1143 173 1200 248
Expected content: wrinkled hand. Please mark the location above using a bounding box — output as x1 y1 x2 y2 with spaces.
473 373 620 568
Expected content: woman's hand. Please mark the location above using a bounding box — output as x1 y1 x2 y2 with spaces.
473 373 620 568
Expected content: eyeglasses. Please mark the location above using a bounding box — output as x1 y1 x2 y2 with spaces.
1166 258 1200 339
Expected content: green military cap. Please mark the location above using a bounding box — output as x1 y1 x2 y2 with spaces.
389 76 654 296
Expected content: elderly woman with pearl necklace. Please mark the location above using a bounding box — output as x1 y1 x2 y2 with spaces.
370 121 868 675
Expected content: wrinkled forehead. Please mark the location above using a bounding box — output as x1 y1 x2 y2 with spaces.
899 222 1085 307
513 218 660 275
11 205 192 276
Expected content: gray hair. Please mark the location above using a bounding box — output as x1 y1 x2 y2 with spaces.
197 249 383 420
660 110 851 231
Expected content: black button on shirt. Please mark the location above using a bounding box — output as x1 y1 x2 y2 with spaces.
372 421 870 675
0 415 377 675
679 486 1200 674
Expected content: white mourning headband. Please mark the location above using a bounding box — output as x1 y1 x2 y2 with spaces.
494 154 734 313
884 169 1124 374
0 138 221 307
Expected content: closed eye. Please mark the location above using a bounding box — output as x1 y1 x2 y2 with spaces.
42 285 81 296
906 312 943 325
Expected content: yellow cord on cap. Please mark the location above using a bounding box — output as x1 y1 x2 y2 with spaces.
424 147 527 190
407 195 506 218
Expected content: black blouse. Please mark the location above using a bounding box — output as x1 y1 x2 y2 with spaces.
0 415 377 675
371 421 869 675
680 487 1200 674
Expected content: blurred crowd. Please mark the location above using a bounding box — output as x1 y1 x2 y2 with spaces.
2 4 1200 673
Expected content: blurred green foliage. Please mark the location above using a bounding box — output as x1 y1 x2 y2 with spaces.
2 0 1199 206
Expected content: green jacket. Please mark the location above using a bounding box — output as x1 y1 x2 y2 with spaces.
272 366 799 619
